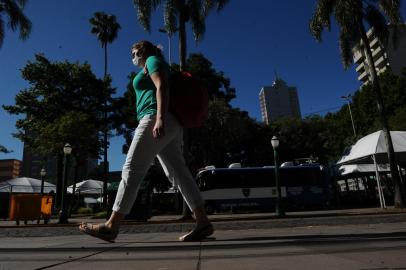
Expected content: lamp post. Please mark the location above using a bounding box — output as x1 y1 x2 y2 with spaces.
59 143 72 224
40 168 46 194
271 136 285 217
341 94 357 138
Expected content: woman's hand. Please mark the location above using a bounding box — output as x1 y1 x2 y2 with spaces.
153 118 165 139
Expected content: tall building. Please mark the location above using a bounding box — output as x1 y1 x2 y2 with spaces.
259 77 301 125
0 159 22 182
22 144 57 180
353 24 406 85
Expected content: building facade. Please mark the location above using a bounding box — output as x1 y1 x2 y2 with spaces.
259 78 302 125
0 159 22 182
353 24 406 85
22 144 57 180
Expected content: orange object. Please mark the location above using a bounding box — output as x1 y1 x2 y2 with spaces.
41 195 53 218
9 194 53 225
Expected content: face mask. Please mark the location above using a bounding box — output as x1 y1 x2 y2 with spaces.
132 55 140 66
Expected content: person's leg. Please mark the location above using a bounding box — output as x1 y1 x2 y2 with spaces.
80 115 177 240
157 120 212 240
157 145 213 240
157 140 208 222
158 153 206 222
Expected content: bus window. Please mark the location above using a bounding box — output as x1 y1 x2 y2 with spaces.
242 170 274 188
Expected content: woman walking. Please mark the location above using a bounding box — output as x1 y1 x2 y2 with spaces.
79 40 213 242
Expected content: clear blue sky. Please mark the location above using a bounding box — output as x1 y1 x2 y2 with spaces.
1 1 405 171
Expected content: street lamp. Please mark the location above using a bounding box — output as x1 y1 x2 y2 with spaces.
341 94 357 138
271 136 285 217
40 168 46 194
59 143 72 224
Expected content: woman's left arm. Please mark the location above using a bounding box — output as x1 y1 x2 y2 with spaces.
150 71 169 139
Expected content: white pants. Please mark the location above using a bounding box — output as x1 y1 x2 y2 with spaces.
112 113 204 215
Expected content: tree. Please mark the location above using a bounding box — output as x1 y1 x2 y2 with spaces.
190 99 265 169
0 144 11 153
89 12 121 207
111 71 139 154
89 12 121 78
309 0 405 208
3 54 113 208
0 0 31 49
186 53 236 103
133 0 229 71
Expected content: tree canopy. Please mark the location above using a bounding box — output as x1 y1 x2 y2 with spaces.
3 54 114 177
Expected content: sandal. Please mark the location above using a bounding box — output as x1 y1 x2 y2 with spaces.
79 222 119 243
179 223 214 242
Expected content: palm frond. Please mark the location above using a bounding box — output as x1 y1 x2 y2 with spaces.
309 15 324 41
378 0 402 23
3 0 32 38
202 0 214 16
309 0 337 41
16 0 28 8
339 29 354 69
334 0 362 29
133 0 161 32
377 0 402 49
89 12 121 46
164 0 178 35
216 0 229 12
189 0 205 41
202 0 228 16
317 0 336 30
365 4 389 46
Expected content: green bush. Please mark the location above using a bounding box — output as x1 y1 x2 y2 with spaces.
92 211 107 219
76 207 93 215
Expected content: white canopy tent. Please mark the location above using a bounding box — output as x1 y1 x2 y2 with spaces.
337 130 406 208
67 179 104 195
338 164 390 176
0 177 56 193
337 131 406 165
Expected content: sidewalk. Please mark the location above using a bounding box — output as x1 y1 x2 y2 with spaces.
1 217 406 270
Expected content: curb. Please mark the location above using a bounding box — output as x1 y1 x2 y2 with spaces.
1 207 406 229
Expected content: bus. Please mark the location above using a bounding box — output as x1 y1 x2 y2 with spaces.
196 164 332 214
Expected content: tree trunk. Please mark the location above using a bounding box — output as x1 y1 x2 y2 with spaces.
103 43 109 209
359 22 404 208
178 0 192 219
104 43 108 78
178 0 187 72
55 154 63 210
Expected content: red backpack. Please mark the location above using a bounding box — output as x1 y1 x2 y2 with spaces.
169 71 209 128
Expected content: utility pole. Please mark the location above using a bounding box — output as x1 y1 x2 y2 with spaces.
341 94 357 138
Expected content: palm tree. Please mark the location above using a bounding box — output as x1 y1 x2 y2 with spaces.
133 0 229 71
90 12 121 78
310 0 404 207
89 12 121 207
0 0 32 48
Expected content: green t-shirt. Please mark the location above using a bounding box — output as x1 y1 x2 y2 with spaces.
132 56 169 121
